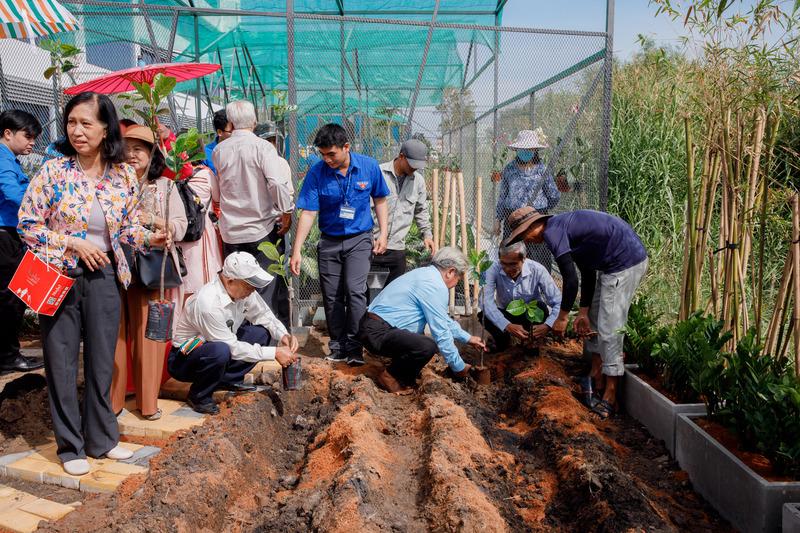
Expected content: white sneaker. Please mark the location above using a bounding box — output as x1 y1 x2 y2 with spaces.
106 445 134 460
63 458 90 476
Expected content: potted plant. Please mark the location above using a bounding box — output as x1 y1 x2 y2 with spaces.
468 249 493 384
505 297 545 354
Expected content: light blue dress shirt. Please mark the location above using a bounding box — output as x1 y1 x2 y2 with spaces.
480 259 562 331
368 265 471 372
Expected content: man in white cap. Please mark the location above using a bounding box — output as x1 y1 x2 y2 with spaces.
168 252 299 414
371 139 436 286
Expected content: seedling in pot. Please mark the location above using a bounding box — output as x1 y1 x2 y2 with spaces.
506 298 545 353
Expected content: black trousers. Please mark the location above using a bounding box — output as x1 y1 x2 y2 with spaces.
39 259 121 462
478 300 549 351
370 249 406 286
168 325 263 403
222 225 290 329
0 227 28 365
357 313 438 386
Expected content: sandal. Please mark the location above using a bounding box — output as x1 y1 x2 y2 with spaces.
572 376 601 409
143 408 162 421
589 400 615 421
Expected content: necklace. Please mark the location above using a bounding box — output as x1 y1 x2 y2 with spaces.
75 156 109 181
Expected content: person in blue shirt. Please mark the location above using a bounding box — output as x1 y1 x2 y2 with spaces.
479 241 562 353
290 123 389 366
506 206 648 420
357 247 486 395
0 109 44 375
201 109 231 174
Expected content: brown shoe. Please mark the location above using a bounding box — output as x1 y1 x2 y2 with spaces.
376 370 413 396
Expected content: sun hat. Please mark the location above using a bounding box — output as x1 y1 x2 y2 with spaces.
222 252 273 288
508 129 549 150
503 206 553 247
123 124 157 145
399 139 428 169
254 121 279 140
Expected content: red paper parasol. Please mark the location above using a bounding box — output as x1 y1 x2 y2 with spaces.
64 62 221 95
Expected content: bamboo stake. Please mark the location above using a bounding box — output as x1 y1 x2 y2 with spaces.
457 172 470 314
792 194 800 375
449 174 457 315
439 171 451 250
474 176 483 311
432 168 439 249
680 116 696 320
765 249 793 356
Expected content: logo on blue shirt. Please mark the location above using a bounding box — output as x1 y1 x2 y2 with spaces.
356 181 369 190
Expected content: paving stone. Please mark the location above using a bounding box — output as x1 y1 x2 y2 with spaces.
119 445 161 468
26 444 59 463
99 462 148 476
43 458 111 489
6 457 57 482
0 489 38 514
19 498 74 520
161 417 202 435
0 485 16 498
170 405 205 418
116 442 143 452
0 451 34 476
80 470 127 493
0 508 43 533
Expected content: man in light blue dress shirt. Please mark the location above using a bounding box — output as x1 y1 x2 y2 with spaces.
479 241 562 352
357 247 486 395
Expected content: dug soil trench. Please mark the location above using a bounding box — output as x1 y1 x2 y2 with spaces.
14 334 734 533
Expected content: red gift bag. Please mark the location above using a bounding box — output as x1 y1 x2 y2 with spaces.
9 250 75 316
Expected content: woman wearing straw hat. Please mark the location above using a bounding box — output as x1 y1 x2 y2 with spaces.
493 129 560 267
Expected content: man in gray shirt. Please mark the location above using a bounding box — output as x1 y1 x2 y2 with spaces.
211 100 293 328
371 139 435 285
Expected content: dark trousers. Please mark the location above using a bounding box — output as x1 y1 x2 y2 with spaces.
222 225 290 329
167 325 264 403
478 300 549 351
357 313 438 386
0 228 28 364
318 231 372 355
39 260 121 462
370 249 406 286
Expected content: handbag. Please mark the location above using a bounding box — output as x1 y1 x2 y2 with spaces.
135 246 184 289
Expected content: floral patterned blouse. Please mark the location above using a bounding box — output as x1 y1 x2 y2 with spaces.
495 161 561 221
17 156 150 288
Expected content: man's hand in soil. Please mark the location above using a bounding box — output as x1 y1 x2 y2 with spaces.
452 363 472 379
281 334 299 353
530 324 550 340
573 313 597 339
551 314 569 337
467 336 486 352
505 323 529 340
275 347 296 368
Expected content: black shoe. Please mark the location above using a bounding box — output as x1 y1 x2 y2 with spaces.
187 396 220 415
0 354 45 374
324 350 348 363
217 381 257 392
347 351 364 366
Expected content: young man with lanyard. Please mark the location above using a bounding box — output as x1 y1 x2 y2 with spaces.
290 124 389 366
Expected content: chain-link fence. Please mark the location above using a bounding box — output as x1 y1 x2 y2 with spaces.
0 0 613 313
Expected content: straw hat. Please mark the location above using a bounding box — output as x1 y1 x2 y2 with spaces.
123 124 157 145
508 129 549 150
502 206 553 247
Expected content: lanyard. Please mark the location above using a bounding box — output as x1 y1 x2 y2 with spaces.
333 167 353 207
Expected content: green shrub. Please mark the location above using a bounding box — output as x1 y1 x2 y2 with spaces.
620 295 669 378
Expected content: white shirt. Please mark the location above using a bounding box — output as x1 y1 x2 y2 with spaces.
277 156 295 199
173 276 289 362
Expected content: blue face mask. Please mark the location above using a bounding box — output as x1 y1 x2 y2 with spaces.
517 150 535 162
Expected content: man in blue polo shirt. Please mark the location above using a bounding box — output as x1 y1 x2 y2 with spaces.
290 123 389 366
506 207 648 420
0 110 44 375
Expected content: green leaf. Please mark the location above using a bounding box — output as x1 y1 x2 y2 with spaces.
527 305 544 323
258 242 282 262
61 63 76 73
60 46 80 58
43 66 58 79
267 264 286 277
155 108 171 115
155 75 177 98
39 39 57 52
506 299 525 316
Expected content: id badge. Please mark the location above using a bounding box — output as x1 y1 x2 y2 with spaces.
339 205 356 220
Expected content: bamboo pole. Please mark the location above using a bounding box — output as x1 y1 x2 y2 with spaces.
765 250 793 356
457 172 471 314
474 176 483 311
439 171 451 250
449 174 457 315
432 168 439 249
792 194 800 375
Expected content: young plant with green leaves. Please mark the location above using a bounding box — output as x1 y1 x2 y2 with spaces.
506 298 545 352
40 39 81 116
268 90 299 157
469 248 493 365
257 240 292 336
619 295 670 378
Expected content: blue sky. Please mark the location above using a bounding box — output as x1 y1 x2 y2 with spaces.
501 0 683 60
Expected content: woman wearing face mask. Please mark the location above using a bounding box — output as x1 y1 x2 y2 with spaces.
493 129 560 266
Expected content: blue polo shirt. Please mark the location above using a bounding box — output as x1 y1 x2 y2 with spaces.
544 210 647 274
0 143 29 228
202 139 218 174
296 151 389 236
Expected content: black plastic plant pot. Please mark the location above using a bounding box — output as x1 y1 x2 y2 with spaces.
283 358 302 390
145 300 175 342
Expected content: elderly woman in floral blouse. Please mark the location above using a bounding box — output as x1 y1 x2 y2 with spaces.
18 92 167 476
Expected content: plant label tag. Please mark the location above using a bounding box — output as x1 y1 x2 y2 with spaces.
339 206 356 220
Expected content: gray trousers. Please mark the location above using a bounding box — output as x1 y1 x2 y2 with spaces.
318 231 372 354
39 260 121 462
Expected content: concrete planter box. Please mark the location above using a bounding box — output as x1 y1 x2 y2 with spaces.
622 365 705 455
783 504 800 533
676 413 800 533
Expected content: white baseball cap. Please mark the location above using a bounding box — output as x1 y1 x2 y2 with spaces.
222 252 272 288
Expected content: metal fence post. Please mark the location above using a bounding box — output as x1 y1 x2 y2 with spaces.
599 0 615 212
529 91 535 128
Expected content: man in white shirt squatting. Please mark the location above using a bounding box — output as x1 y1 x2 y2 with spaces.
168 252 298 414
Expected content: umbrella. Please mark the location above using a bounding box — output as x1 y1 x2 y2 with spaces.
0 0 79 39
64 62 221 95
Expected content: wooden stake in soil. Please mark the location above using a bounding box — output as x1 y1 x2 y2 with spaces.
432 168 439 249
792 194 800 375
474 175 482 312
449 173 457 315
439 171 451 250
457 172 471 314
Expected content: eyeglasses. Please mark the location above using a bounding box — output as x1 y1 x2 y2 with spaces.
222 129 233 134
